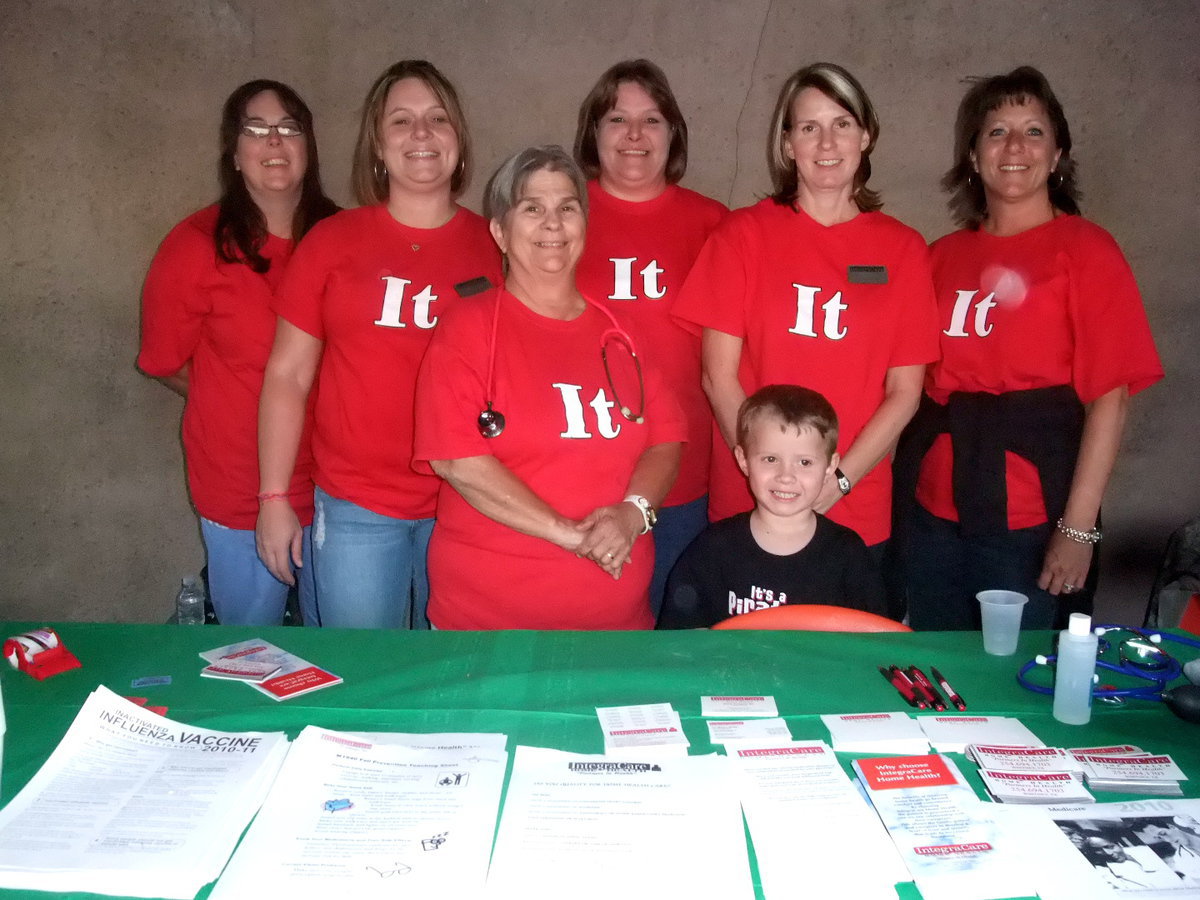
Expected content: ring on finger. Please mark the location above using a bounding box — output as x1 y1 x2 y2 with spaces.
1062 583 1076 593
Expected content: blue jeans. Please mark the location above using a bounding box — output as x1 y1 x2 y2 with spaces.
311 487 433 629
200 518 316 626
651 496 709 621
904 504 1057 631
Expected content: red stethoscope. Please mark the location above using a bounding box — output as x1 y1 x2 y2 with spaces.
477 288 646 439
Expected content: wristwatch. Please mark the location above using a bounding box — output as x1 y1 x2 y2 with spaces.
834 468 852 496
624 495 658 534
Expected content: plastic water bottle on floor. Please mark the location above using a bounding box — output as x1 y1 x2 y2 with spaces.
175 575 206 626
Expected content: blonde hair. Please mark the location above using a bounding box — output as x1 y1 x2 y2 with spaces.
766 62 881 212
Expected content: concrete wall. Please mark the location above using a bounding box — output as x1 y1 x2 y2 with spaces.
2 0 1195 623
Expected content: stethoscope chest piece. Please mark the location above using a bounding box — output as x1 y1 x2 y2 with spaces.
478 404 505 439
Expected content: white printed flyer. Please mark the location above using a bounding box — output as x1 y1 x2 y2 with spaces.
854 754 1035 900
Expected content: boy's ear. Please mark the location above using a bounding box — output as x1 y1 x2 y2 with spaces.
734 444 751 478
826 451 841 476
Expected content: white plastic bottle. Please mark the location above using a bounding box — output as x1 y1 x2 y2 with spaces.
175 575 206 626
1053 612 1099 724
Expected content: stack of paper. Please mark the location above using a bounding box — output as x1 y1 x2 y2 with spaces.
0 686 288 899
200 656 281 682
1071 751 1187 796
728 741 908 899
700 695 778 717
706 717 792 745
977 770 1095 804
485 746 754 899
821 711 930 754
200 638 341 700
596 702 690 756
211 727 508 899
918 715 1044 753
966 744 1083 775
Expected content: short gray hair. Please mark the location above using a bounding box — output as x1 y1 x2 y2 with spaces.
483 144 589 223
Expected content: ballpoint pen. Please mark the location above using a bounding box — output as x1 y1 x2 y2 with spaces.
908 666 947 712
930 666 967 711
879 666 922 708
883 666 928 709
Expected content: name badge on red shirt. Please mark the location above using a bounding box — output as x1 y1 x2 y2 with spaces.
848 265 888 284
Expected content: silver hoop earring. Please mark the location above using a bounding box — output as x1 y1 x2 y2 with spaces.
1048 171 1064 190
373 159 387 181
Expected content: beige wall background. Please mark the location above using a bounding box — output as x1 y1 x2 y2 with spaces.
2 0 1195 623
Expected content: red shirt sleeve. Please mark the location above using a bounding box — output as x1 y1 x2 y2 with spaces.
273 218 335 340
671 214 752 338
413 296 494 471
886 231 941 369
137 209 215 376
1065 223 1163 402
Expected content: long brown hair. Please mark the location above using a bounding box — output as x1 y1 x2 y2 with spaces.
215 79 339 272
942 66 1079 229
350 60 472 206
573 59 689 185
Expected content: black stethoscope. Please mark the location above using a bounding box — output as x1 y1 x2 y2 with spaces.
1017 625 1200 720
477 288 646 439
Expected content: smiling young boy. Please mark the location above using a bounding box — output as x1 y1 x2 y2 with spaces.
657 384 887 629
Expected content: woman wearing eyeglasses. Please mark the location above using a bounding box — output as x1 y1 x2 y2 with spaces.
256 60 501 629
138 80 339 625
414 146 685 629
572 59 726 621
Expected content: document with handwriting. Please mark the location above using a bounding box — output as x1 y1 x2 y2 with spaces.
211 726 507 899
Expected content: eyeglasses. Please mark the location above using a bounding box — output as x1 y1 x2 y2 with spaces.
240 120 304 139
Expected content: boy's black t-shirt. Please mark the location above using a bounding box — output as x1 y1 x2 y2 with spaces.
657 512 887 629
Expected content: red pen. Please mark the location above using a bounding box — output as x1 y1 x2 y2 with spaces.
908 666 947 712
930 667 967 711
882 666 928 709
878 666 921 708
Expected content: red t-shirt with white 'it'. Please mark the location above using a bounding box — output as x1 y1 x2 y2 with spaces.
275 204 501 519
575 181 726 506
673 198 940 545
917 215 1163 528
414 289 687 629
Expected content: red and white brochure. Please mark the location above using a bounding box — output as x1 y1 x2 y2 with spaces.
977 769 1095 804
967 744 1083 774
854 754 1037 900
199 639 341 701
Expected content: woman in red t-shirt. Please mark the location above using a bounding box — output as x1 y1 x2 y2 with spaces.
256 61 501 629
673 63 939 610
413 146 685 629
572 59 726 620
138 80 338 626
895 66 1162 630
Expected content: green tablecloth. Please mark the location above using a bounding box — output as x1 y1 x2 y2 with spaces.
1 621 1198 899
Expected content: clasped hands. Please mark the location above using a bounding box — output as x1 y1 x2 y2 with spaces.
569 501 645 579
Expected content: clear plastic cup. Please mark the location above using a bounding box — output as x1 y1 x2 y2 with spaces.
977 590 1029 656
